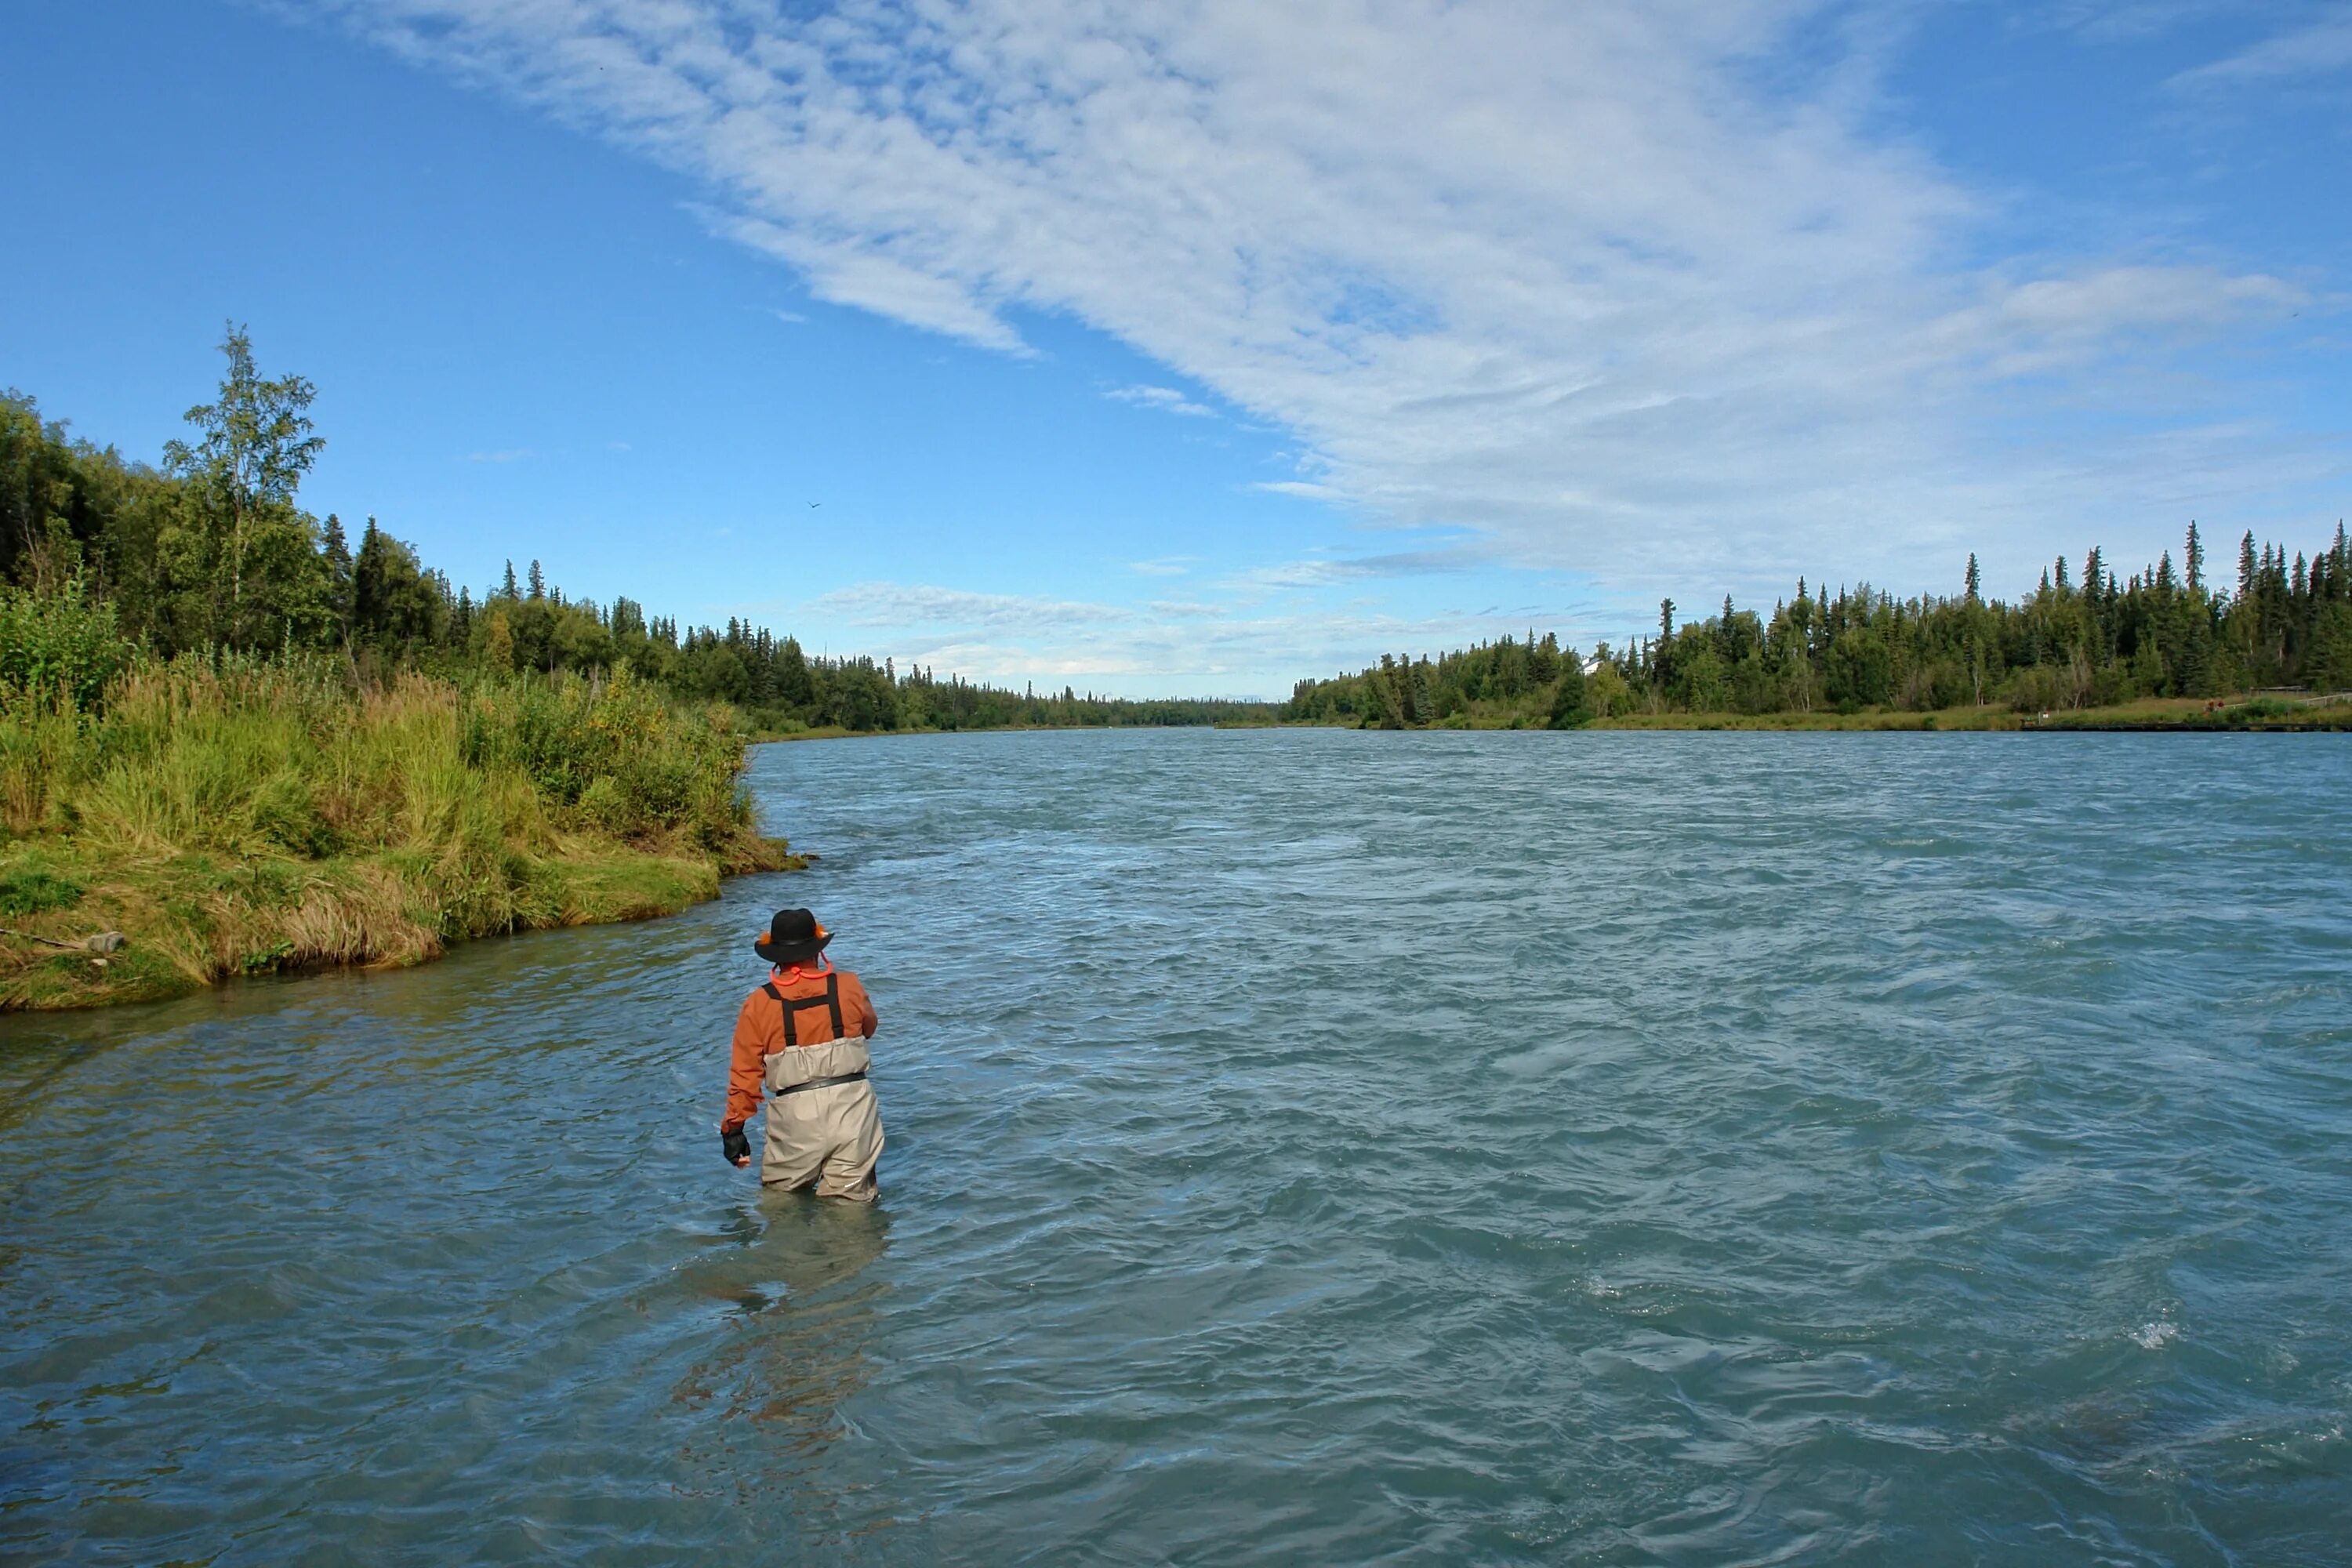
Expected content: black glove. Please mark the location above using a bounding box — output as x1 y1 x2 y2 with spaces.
720 1124 751 1167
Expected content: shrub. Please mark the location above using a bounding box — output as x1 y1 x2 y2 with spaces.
2008 665 2066 714
0 579 136 710
1548 662 1594 729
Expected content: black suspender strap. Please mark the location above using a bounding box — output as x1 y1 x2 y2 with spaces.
764 975 845 1049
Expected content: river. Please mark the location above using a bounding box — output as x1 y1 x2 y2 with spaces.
5 729 2350 1564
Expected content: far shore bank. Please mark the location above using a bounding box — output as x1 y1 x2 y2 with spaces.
749 691 2352 744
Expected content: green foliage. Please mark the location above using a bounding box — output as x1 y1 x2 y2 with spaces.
8 343 1278 734
5 652 765 873
2309 601 2352 693
17 336 2345 744
459 667 751 851
0 649 790 1007
0 577 136 710
154 325 334 654
0 866 83 916
1824 628 1893 710
249 771 341 858
1548 658 1593 728
1291 523 2352 724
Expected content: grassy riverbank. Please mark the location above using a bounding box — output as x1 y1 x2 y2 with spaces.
0 655 792 1011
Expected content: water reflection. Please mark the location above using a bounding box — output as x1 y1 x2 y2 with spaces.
670 1194 893 1519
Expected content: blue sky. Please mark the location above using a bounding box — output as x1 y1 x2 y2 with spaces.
2 1 2346 696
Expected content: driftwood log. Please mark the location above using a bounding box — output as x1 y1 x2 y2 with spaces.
0 927 127 954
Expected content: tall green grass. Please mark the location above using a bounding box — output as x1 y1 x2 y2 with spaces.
0 605 789 1008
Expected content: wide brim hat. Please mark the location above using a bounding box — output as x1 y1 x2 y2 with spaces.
754 907 832 966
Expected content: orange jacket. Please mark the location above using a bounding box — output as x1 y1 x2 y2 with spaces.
722 963 879 1131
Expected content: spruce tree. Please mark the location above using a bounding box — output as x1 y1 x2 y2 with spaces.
321 513 354 645
353 517 384 642
1548 653 1592 728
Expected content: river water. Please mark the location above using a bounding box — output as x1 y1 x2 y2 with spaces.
4 729 2350 1564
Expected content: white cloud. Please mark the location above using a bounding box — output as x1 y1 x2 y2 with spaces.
805 582 1130 632
1226 550 1474 591
2172 13 2352 86
322 0 2342 601
780 577 1580 697
1129 556 1193 576
1918 267 2306 379
1108 383 1214 418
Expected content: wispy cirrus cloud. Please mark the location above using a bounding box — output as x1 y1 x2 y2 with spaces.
315 0 2344 604
1108 384 1214 418
1228 550 1478 591
805 582 1132 633
767 578 1584 697
2171 12 2352 86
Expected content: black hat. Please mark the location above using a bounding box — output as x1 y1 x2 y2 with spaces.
754 908 832 967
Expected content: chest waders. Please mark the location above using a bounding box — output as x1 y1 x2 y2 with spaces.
758 973 884 1200
762 974 869 1094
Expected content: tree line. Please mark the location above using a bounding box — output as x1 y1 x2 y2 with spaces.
2 327 1273 733
16 328 2347 736
1289 529 2352 728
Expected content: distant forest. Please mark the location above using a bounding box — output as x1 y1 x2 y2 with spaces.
1290 524 2352 728
1 329 1269 734
9 329 2349 738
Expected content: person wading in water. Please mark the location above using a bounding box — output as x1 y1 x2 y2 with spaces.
720 909 884 1202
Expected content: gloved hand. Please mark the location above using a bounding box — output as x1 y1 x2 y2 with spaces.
720 1124 751 1167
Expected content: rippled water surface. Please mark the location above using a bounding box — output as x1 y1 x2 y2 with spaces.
6 730 2351 1564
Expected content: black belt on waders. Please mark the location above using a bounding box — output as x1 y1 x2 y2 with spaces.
763 973 868 1096
774 1069 869 1097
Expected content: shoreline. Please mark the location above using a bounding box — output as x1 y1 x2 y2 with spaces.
749 692 2352 743
1 661 801 1017
1 836 800 1014
19 692 2339 1014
